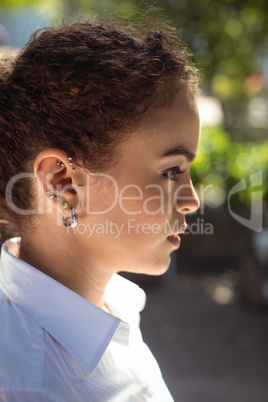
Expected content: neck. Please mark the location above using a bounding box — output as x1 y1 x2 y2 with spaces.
18 224 113 309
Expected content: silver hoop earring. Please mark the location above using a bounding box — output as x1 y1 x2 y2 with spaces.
62 208 78 229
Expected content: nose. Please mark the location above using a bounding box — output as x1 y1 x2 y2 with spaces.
175 180 200 215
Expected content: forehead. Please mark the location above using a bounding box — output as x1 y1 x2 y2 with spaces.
119 86 200 161
149 86 199 146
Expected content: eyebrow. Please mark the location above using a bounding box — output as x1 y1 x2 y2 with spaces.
158 145 196 162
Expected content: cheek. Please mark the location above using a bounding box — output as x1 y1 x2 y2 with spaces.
117 184 173 224
117 187 166 220
141 185 167 215
115 185 147 215
85 177 120 214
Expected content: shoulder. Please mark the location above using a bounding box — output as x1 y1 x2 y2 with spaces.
0 289 45 392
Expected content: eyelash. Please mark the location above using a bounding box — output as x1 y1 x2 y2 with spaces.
162 167 186 181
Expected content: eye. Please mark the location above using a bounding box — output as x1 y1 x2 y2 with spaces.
162 167 186 181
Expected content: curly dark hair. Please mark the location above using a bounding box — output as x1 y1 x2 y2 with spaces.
0 20 198 232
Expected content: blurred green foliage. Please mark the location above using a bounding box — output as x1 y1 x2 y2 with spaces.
1 0 268 101
1 0 267 209
0 0 45 10
59 0 268 101
191 126 268 207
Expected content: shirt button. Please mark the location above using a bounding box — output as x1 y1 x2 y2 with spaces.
141 381 149 393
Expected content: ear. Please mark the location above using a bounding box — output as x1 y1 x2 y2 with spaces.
34 148 84 215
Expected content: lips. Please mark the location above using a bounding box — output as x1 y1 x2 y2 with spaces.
167 233 181 249
166 222 187 249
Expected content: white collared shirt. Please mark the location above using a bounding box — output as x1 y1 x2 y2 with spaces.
0 238 173 402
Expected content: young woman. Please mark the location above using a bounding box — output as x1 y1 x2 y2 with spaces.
0 20 200 401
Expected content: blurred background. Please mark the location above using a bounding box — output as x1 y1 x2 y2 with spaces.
0 0 267 401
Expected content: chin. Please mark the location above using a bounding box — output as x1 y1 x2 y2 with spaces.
132 255 171 277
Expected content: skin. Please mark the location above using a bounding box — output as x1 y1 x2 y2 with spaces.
19 85 200 309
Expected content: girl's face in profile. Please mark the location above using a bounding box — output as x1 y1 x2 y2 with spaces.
79 86 200 276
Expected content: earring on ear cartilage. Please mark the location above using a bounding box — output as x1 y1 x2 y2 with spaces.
49 195 61 201
62 208 77 229
68 156 75 171
78 185 82 188
61 201 69 209
56 160 61 166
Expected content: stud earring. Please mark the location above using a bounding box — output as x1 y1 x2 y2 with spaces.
61 201 69 209
49 195 61 201
56 160 65 167
68 156 75 171
62 208 78 229
46 189 61 201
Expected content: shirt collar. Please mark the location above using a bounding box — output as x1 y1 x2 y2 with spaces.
104 273 146 330
0 238 137 376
